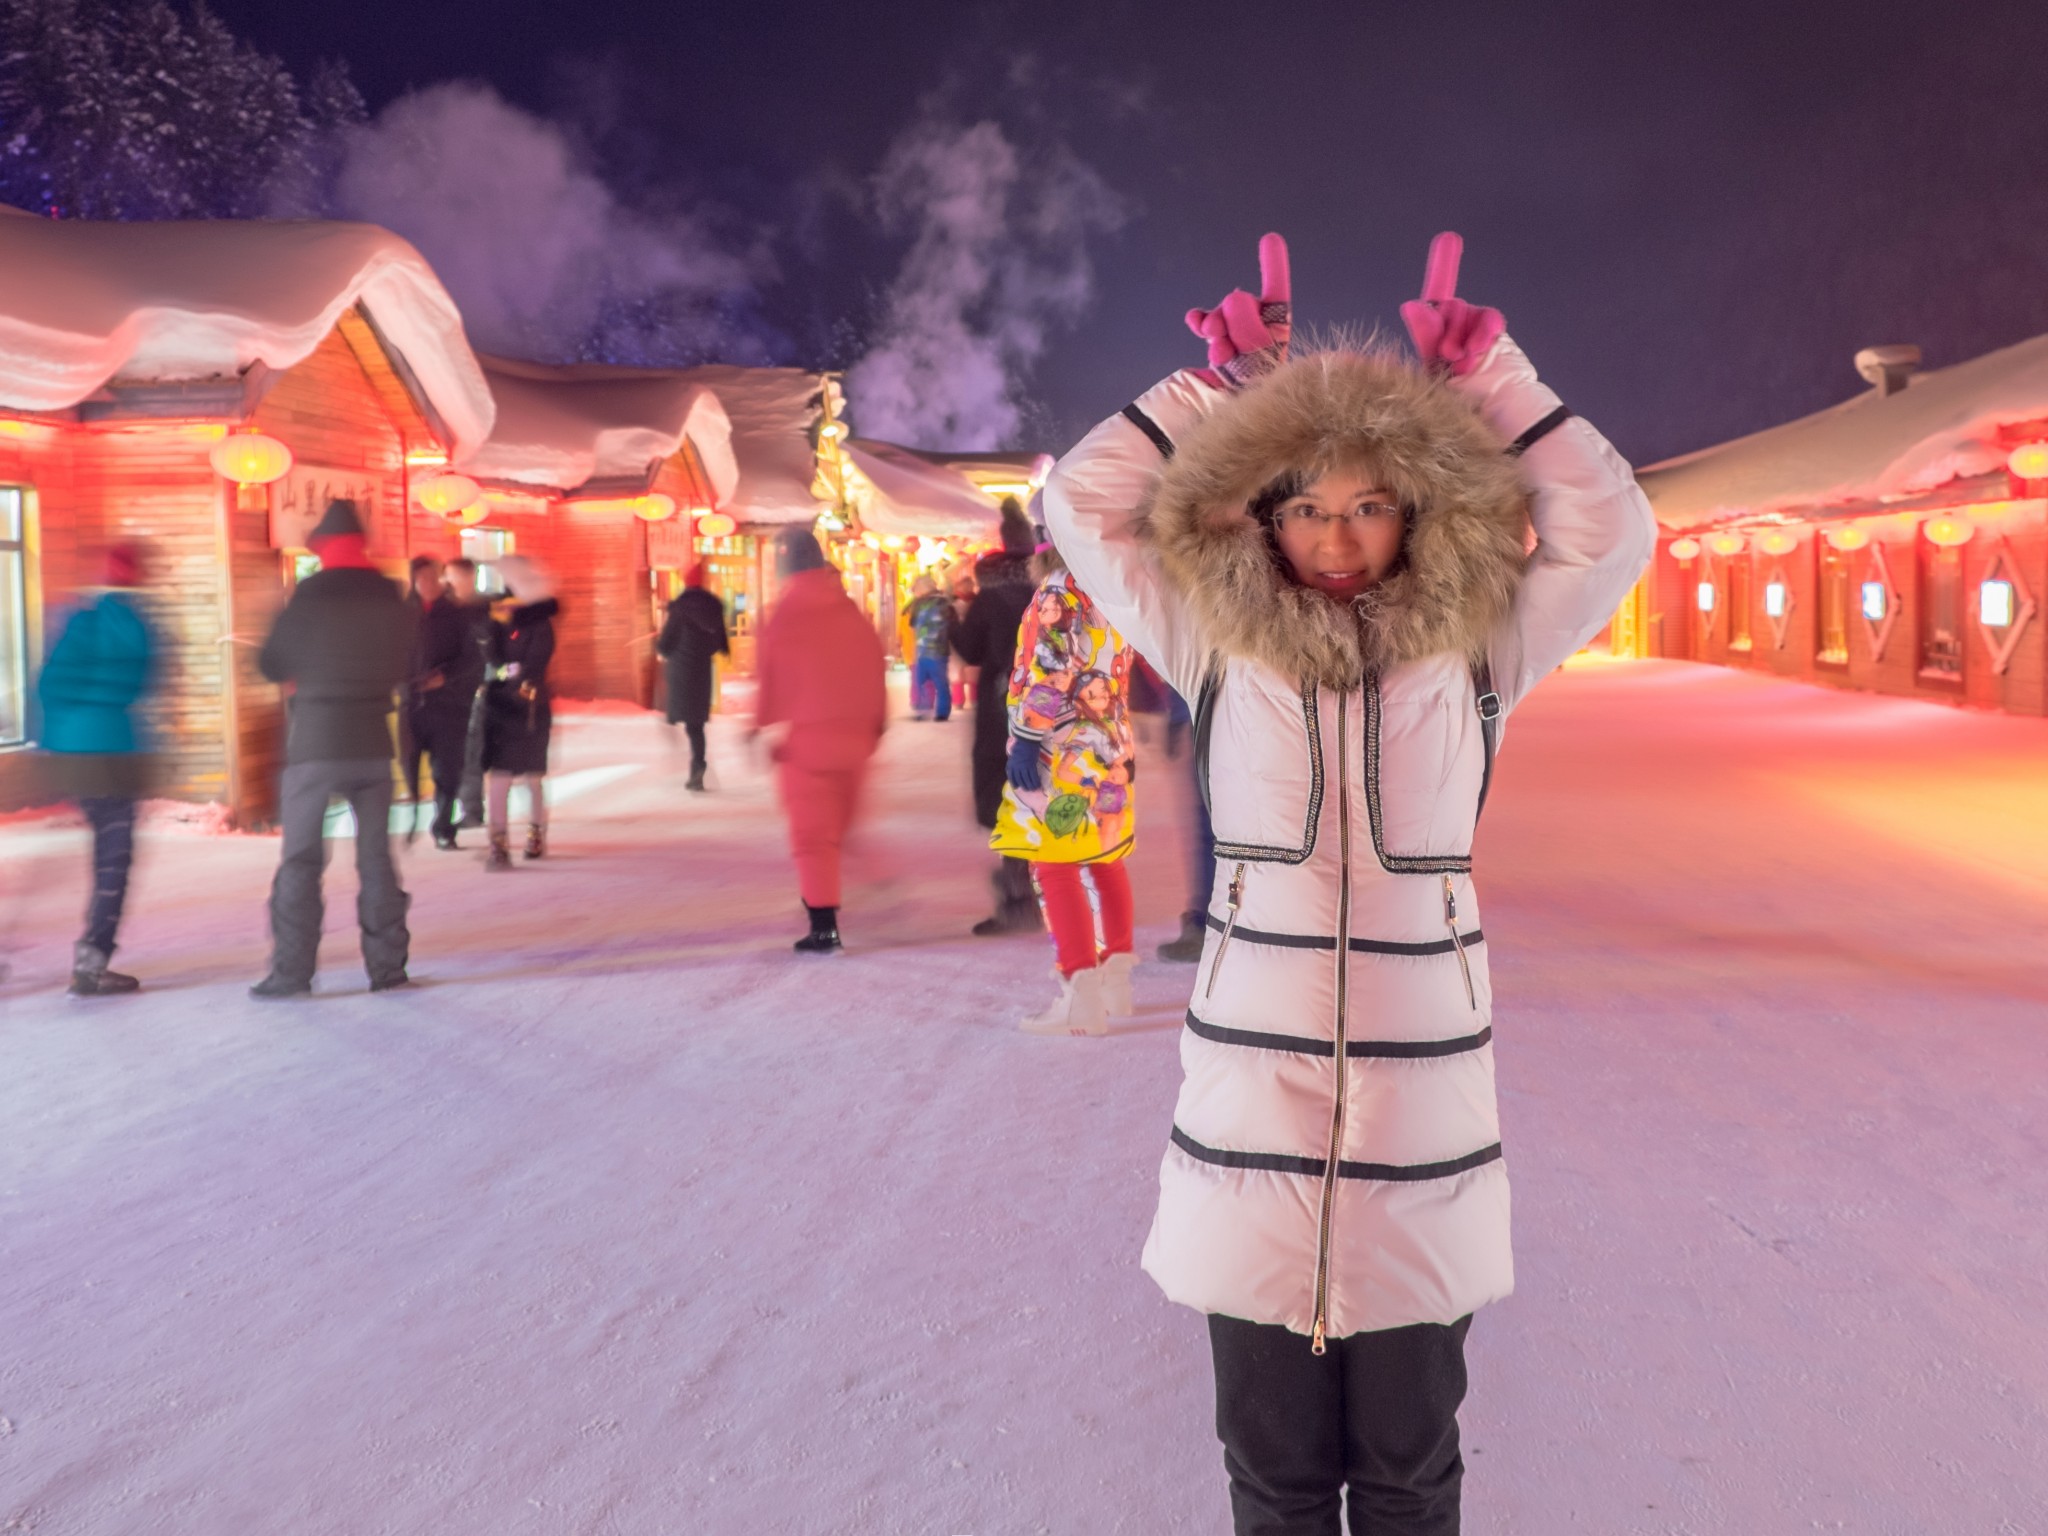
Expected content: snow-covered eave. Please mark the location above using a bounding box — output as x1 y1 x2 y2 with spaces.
1637 331 2048 532
0 211 495 459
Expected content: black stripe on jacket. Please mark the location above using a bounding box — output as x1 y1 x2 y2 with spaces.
1204 913 1484 956
1183 1010 1493 1060
1170 1125 1504 1183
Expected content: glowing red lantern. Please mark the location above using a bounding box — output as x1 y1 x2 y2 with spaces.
2006 442 2048 479
695 511 736 538
1668 537 1702 561
1924 515 1975 547
1824 524 1870 551
1757 529 1798 556
635 493 678 523
415 471 482 517
1707 531 1746 557
210 430 292 509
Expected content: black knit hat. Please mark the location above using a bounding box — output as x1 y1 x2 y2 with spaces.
309 498 365 543
998 496 1035 557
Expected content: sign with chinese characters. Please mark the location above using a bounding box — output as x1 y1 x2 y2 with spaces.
645 512 693 570
270 466 400 557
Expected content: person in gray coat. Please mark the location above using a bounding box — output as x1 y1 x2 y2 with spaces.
250 499 416 998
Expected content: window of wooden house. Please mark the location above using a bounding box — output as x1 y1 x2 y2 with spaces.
1818 546 1850 664
460 527 516 595
0 488 29 747
1918 539 1964 678
1728 555 1753 650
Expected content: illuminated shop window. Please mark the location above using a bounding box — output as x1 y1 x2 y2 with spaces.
1860 581 1887 621
1980 579 2016 628
1818 548 1850 664
1728 557 1752 649
1696 581 1715 611
0 488 27 746
461 526 516 595
1763 580 1787 618
1918 541 1963 678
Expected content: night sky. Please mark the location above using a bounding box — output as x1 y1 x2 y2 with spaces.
211 0 2048 466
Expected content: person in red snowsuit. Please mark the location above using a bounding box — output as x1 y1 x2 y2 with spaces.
753 529 887 954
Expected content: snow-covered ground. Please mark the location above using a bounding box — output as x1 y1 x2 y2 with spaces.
2 660 2044 1535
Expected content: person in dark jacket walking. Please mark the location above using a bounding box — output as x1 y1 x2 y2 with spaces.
398 555 439 824
410 557 490 848
480 554 559 870
654 564 728 792
36 542 157 996
951 498 1041 935
251 500 415 998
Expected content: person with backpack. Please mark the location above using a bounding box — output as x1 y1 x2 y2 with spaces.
1041 231 1655 1534
904 574 955 722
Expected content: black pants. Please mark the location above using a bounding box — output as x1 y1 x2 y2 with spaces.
77 795 136 953
1209 1313 1472 1536
683 720 707 775
413 709 472 840
267 758 410 986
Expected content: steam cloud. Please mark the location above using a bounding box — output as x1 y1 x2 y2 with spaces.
847 120 1124 451
329 83 772 365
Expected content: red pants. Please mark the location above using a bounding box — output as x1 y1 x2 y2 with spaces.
777 761 866 908
1032 860 1134 976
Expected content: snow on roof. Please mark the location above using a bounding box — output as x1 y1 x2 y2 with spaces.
1636 333 2048 530
842 439 1003 539
671 365 837 525
462 358 738 504
0 207 494 458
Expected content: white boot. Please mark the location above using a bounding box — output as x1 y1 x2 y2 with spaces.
1099 950 1135 1017
1019 965 1107 1037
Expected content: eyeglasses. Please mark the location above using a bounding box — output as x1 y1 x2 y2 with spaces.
1275 502 1405 530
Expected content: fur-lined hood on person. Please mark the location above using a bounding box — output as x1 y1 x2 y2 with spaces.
1143 348 1530 693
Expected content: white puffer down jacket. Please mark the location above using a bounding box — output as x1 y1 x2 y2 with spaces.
1043 336 1655 1347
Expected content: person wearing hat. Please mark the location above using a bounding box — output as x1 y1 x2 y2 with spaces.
654 562 729 792
35 542 158 996
951 497 1043 936
479 553 561 868
251 498 416 997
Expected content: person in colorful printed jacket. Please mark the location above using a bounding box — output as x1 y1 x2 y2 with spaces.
991 546 1139 1036
1042 232 1654 1535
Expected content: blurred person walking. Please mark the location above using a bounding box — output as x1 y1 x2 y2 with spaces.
397 554 439 829
950 499 1041 935
993 549 1140 1035
250 500 414 998
410 555 490 849
35 542 157 996
655 564 729 792
904 574 954 721
753 529 886 954
480 555 559 869
445 557 491 834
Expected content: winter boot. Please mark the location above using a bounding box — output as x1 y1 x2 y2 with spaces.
524 825 546 860
1020 965 1107 1037
68 942 139 997
972 859 1043 937
685 767 707 793
249 972 312 1000
794 903 842 955
1156 910 1208 963
1099 950 1136 1017
485 831 513 872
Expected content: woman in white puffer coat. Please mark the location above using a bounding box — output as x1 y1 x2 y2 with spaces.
1042 232 1655 1535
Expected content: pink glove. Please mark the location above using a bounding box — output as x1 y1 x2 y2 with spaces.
1185 233 1292 389
1399 231 1505 378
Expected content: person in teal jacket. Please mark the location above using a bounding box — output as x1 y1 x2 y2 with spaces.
37 543 157 996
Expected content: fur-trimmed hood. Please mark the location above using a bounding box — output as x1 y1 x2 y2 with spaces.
1145 349 1529 691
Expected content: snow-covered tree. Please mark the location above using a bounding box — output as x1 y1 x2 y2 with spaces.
0 0 362 220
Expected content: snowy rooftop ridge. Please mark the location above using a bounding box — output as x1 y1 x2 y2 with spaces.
0 207 494 458
1635 331 2048 530
462 358 739 505
841 439 1003 539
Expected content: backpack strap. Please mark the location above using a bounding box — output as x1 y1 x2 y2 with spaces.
1472 658 1503 823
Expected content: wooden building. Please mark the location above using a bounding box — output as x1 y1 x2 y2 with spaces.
0 210 494 822
1636 338 2048 715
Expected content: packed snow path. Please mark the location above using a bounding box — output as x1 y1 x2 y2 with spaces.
3 661 2044 1535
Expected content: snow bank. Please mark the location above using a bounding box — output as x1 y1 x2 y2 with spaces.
461 357 739 503
0 207 494 459
1637 331 2048 528
842 437 1001 538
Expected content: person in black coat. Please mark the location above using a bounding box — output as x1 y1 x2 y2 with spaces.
251 499 415 998
654 564 729 792
950 497 1042 935
408 558 490 849
480 555 559 869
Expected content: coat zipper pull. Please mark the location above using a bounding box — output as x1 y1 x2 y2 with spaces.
1311 1316 1327 1357
1203 863 1247 999
1443 875 1476 1011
